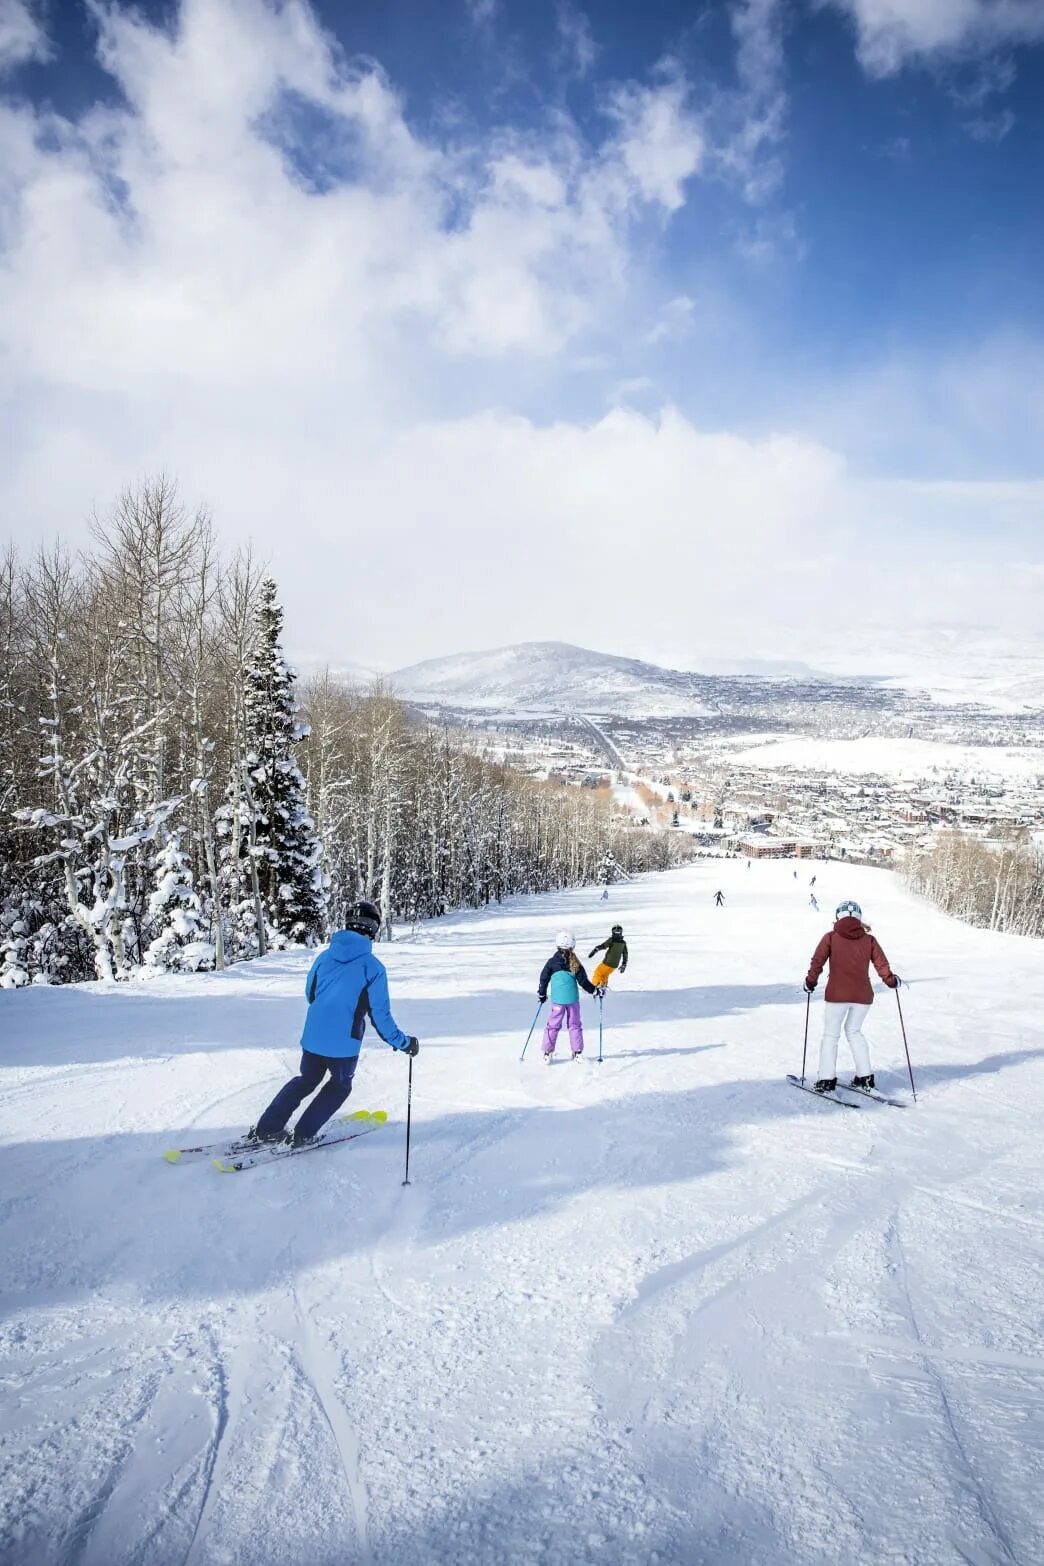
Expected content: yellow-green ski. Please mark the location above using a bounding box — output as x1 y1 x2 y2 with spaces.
164 1108 381 1165
214 1110 388 1173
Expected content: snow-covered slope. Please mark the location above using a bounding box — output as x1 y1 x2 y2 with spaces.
392 641 720 716
3 864 1044 1564
727 734 1044 780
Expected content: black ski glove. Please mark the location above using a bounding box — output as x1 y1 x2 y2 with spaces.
403 1037 420 1056
803 981 815 995
537 993 546 1004
888 975 902 988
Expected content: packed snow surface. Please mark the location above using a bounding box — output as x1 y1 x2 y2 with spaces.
2 861 1043 1565
726 734 1044 781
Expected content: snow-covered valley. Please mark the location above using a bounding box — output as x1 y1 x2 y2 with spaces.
2 859 1043 1565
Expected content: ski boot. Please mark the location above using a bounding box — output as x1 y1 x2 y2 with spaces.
544 1051 554 1066
245 1125 284 1146
852 1074 876 1091
288 1129 322 1149
571 1052 583 1063
813 1078 837 1094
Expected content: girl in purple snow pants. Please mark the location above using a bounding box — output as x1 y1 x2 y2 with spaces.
537 932 598 1060
543 1002 585 1057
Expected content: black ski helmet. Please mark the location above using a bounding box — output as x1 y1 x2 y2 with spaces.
612 924 623 936
344 899 382 939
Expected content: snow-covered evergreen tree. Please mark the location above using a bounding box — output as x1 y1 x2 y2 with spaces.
0 914 29 988
242 579 322 944
144 833 210 972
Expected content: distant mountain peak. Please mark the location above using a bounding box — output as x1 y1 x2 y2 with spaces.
392 641 734 718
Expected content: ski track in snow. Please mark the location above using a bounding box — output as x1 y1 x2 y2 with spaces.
2 860 1044 1564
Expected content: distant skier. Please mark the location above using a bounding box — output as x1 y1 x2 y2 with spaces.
600 887 610 902
793 869 798 880
809 893 819 911
538 931 599 1063
804 900 900 1094
810 875 817 887
588 924 628 989
714 890 725 907
747 860 751 869
247 900 418 1147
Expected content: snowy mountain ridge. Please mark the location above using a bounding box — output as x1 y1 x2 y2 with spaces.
391 641 821 719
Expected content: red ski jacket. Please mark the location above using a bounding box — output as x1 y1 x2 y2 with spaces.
806 917 897 1004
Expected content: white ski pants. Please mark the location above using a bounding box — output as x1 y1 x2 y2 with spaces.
819 1002 872 1080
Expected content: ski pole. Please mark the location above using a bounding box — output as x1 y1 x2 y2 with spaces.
801 989 810 1085
519 1002 544 1063
402 1053 414 1186
598 992 604 1063
895 987 917 1102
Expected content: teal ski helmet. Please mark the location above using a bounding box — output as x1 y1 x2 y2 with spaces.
835 900 862 921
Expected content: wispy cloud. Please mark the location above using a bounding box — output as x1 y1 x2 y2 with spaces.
645 295 696 344
733 209 804 266
965 108 1016 142
720 0 788 201
556 2 596 78
0 0 50 73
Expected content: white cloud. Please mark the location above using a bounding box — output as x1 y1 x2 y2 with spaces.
0 0 49 73
0 0 708 395
0 0 1039 674
821 0 1044 75
602 63 704 211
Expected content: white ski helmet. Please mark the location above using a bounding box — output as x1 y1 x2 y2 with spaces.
835 900 863 921
555 929 576 950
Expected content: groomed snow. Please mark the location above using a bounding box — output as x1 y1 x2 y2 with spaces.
725 734 1044 781
2 861 1043 1564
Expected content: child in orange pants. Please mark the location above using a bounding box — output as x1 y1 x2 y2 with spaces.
588 925 628 989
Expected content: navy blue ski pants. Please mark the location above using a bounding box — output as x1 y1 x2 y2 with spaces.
255 1050 359 1141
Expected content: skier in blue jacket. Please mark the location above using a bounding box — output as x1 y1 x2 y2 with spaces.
248 900 418 1147
537 930 599 1063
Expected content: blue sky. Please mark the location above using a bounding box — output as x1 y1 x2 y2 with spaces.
1 0 1042 674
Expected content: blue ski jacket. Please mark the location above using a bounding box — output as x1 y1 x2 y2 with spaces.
300 930 410 1059
538 951 596 1006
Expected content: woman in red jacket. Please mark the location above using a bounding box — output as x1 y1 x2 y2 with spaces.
804 900 900 1093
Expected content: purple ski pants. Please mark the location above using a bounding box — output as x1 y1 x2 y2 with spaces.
543 1002 584 1055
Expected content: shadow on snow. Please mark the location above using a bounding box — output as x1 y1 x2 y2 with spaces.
2 1046 1041 1314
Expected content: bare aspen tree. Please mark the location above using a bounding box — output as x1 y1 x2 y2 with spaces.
216 551 267 957
179 518 225 969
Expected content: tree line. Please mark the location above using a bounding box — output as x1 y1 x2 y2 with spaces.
1 479 691 987
907 830 1044 938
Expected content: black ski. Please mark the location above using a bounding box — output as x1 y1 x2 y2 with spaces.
787 1074 859 1109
